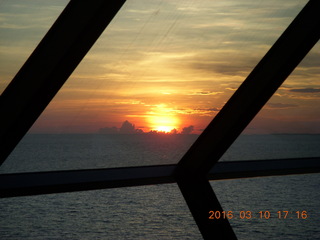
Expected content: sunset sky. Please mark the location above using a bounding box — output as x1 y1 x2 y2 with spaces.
1 0 319 134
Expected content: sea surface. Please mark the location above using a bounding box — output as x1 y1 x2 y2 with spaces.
0 134 320 239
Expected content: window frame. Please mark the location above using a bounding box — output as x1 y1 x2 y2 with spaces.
1 1 320 239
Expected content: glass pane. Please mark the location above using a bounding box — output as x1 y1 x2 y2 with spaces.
0 134 197 173
0 0 69 94
1 0 308 172
211 174 320 239
31 0 307 135
221 41 320 161
0 184 202 239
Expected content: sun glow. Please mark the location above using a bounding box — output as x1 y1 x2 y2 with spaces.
154 126 173 133
148 115 179 133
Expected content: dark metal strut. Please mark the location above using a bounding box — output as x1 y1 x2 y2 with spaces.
0 1 320 239
0 0 126 166
1 158 319 198
175 1 320 239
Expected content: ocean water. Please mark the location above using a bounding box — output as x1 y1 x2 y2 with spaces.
0 134 320 239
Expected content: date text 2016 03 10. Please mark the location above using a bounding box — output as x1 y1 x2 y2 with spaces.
208 210 308 220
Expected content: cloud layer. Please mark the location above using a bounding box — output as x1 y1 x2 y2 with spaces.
2 0 319 134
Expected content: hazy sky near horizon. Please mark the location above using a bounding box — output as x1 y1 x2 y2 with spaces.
1 0 319 134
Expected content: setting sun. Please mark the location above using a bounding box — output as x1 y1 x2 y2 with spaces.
148 115 179 133
154 126 173 133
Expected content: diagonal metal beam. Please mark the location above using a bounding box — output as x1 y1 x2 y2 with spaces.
177 176 237 239
0 0 126 166
175 0 320 177
175 1 320 239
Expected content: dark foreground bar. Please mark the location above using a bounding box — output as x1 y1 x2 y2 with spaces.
209 157 320 180
1 157 319 198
